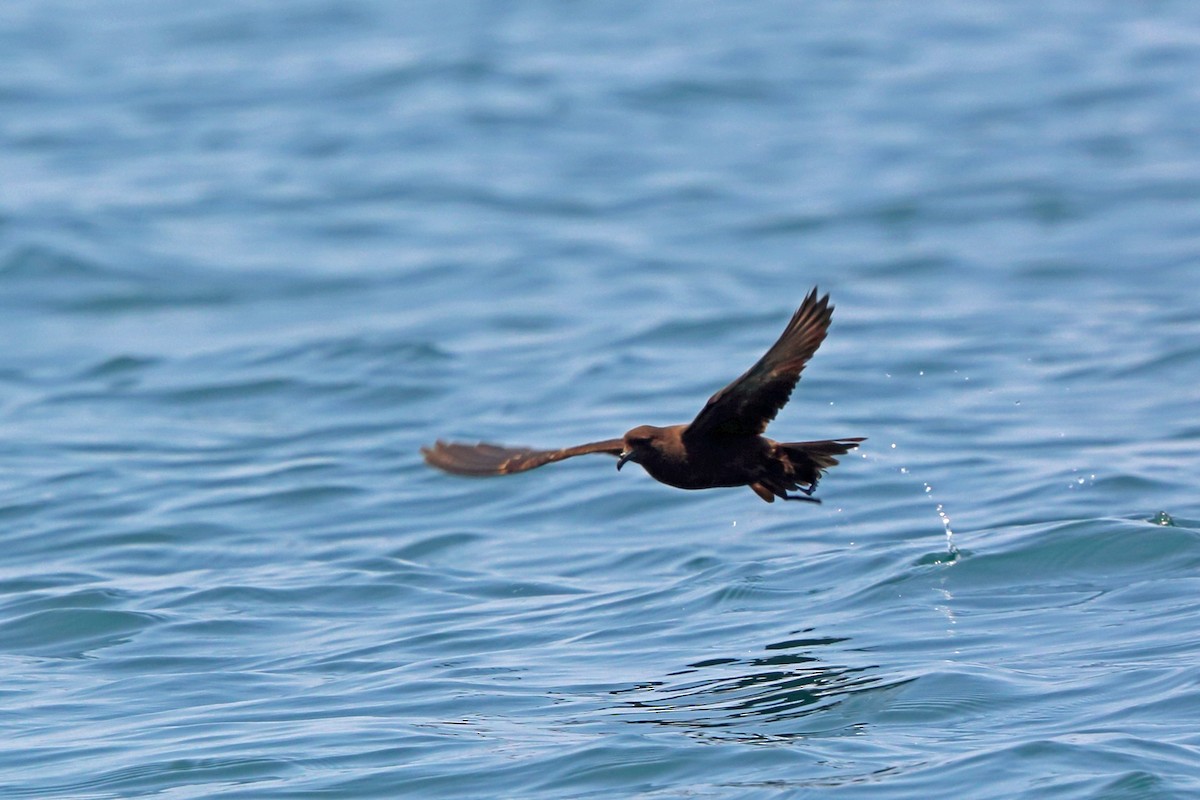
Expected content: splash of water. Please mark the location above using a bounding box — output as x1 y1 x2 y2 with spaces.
924 482 958 557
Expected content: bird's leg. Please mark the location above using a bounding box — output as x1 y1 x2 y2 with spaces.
781 492 821 504
789 478 819 498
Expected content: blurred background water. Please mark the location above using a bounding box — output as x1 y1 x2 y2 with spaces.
2 1 1199 797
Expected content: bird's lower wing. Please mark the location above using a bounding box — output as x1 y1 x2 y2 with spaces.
421 439 624 476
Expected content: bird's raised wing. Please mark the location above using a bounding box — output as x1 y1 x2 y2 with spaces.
685 288 833 439
421 439 624 476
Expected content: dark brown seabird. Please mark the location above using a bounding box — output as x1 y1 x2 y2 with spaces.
422 288 864 503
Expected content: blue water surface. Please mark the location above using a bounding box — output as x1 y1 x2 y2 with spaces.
2 1 1200 797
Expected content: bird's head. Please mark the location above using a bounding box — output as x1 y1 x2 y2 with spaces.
617 425 663 471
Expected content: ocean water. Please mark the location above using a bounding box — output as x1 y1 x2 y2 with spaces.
2 1 1200 797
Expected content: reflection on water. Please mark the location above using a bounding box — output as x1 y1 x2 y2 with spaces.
612 632 912 741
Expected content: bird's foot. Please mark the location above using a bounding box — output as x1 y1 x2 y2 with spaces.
781 492 821 504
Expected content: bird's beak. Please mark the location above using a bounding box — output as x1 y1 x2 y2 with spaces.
616 451 632 471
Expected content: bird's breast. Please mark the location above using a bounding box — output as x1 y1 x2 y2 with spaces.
637 436 767 490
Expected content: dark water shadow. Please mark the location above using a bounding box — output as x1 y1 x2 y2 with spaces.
610 631 911 742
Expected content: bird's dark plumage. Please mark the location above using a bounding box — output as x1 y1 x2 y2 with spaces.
687 288 832 439
422 288 863 503
421 439 625 476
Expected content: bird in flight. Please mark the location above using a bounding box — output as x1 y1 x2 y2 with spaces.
422 288 864 503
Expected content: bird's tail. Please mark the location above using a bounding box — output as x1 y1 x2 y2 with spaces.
778 438 865 485
750 437 865 502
